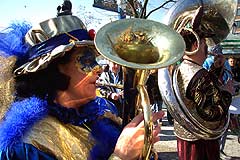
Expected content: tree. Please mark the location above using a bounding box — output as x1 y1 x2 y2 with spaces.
75 1 177 29
125 0 177 18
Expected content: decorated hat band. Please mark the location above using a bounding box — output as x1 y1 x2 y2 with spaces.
12 15 97 76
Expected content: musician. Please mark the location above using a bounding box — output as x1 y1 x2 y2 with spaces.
157 0 237 159
0 3 164 160
174 29 233 160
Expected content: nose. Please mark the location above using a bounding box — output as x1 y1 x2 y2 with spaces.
97 68 103 76
92 65 103 75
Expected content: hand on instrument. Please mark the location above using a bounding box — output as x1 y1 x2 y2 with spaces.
111 92 122 100
113 111 165 160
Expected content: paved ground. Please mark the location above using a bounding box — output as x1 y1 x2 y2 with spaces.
153 109 240 160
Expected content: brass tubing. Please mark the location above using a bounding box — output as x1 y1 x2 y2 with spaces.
96 82 124 89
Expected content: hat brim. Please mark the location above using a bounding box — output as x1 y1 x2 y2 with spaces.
14 40 94 76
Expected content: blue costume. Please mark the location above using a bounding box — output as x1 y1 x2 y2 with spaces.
0 97 121 160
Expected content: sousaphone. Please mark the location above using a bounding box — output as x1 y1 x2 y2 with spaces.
164 0 237 46
158 0 238 140
95 18 185 159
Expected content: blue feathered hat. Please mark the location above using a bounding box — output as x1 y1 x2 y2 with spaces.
0 13 95 76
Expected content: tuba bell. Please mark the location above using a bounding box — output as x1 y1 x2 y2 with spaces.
158 0 238 140
164 0 237 47
95 18 185 159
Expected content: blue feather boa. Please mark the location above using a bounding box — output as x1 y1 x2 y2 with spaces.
0 97 48 150
48 97 121 159
0 97 121 159
0 22 32 66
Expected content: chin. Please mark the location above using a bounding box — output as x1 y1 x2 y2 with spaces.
87 95 97 101
87 91 97 99
92 95 97 99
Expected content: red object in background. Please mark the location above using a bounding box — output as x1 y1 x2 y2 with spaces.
88 29 96 40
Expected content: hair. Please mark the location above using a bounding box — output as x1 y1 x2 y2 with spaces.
228 56 235 60
14 51 73 103
181 29 205 52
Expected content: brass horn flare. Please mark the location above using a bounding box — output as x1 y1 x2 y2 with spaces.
94 18 185 70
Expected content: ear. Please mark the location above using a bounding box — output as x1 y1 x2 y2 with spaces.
58 63 67 74
57 61 73 75
192 40 199 51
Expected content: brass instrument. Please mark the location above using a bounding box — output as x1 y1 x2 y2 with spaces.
95 18 185 159
163 0 237 55
96 81 124 89
159 0 238 140
166 0 237 44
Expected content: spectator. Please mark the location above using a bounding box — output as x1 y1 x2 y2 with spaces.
228 56 240 83
98 61 124 117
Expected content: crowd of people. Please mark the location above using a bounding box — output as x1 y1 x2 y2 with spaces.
0 0 239 160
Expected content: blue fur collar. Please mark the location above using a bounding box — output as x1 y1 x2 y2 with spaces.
0 97 48 150
48 97 121 159
0 96 121 159
48 96 119 125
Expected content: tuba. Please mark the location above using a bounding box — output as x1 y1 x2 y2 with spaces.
95 18 185 159
164 0 237 47
158 0 238 140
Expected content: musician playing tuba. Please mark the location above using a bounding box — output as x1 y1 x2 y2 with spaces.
158 0 238 159
174 23 232 160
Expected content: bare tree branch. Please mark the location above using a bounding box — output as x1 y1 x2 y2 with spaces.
145 0 177 19
127 0 139 18
139 0 149 18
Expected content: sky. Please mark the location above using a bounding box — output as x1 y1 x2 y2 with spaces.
0 0 170 31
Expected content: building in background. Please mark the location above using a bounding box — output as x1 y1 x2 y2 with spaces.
234 0 240 33
221 0 240 57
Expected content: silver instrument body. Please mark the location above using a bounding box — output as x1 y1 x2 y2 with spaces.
158 0 237 140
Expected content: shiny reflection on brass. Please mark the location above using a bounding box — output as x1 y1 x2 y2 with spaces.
96 81 124 89
164 0 238 46
158 0 238 140
95 18 185 160
112 28 159 64
95 18 185 70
